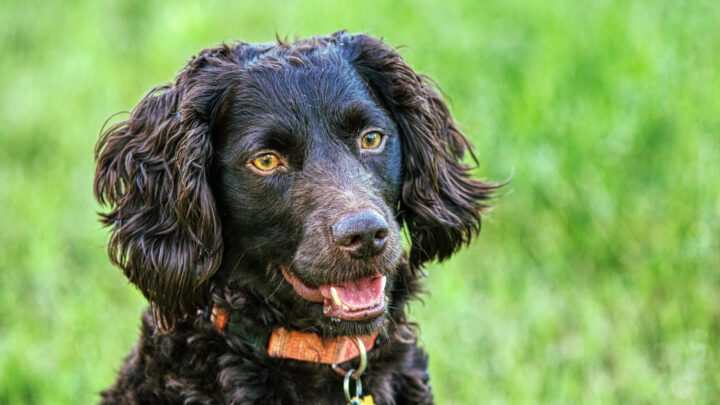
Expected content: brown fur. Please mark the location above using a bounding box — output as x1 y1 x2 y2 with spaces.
95 31 496 404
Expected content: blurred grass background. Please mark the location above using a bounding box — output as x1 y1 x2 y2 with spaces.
1 0 719 403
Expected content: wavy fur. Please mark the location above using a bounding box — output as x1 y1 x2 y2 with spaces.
95 31 496 404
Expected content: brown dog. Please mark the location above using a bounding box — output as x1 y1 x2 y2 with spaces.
95 31 495 404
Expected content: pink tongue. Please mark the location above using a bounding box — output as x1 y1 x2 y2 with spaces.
319 275 385 310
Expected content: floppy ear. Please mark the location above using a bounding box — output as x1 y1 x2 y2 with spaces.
339 33 496 266
94 46 238 330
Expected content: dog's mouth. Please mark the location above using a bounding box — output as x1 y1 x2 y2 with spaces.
281 267 387 321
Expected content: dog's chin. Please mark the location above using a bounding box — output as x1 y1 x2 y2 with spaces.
317 309 389 337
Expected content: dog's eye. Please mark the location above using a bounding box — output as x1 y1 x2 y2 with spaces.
360 131 383 150
250 153 281 172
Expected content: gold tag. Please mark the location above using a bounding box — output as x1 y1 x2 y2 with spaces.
351 395 375 405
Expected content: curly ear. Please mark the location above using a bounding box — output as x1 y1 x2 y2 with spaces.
94 46 238 329
340 33 497 266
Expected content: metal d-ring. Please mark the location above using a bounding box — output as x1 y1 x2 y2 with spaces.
332 336 368 378
343 368 363 403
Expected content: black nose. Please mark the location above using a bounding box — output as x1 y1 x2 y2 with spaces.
332 210 389 258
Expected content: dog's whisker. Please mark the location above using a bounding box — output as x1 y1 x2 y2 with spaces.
265 279 284 300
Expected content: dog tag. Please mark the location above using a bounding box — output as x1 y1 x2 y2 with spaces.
350 395 375 405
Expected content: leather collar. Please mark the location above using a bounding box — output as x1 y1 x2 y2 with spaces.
207 306 378 365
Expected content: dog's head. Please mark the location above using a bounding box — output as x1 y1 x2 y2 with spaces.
95 32 494 335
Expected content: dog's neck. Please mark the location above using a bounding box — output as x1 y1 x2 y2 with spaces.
206 306 378 365
203 256 423 366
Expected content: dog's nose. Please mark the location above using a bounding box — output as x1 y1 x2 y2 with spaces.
332 210 389 258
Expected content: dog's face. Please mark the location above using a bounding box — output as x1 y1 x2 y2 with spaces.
94 32 493 335
212 60 404 334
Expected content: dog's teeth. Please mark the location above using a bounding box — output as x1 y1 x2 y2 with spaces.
380 275 387 291
330 286 343 307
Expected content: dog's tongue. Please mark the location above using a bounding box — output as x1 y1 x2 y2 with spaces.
319 275 386 311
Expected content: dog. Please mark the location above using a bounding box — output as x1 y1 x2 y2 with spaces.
94 31 495 404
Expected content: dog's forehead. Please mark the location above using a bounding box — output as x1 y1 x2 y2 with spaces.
243 59 371 114
221 54 391 148
211 43 399 165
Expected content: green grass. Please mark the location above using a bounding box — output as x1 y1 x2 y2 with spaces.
1 0 719 403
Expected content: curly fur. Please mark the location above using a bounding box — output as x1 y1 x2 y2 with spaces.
95 31 496 404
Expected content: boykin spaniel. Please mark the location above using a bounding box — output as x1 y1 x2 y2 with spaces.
95 31 495 404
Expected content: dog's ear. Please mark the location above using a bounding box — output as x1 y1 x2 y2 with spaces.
94 46 239 330
339 33 496 266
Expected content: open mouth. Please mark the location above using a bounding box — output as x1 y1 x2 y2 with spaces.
281 267 387 321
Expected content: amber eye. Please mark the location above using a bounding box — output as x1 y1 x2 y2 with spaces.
360 131 383 150
250 153 280 172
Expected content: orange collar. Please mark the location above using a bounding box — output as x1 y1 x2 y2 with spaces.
210 307 377 365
